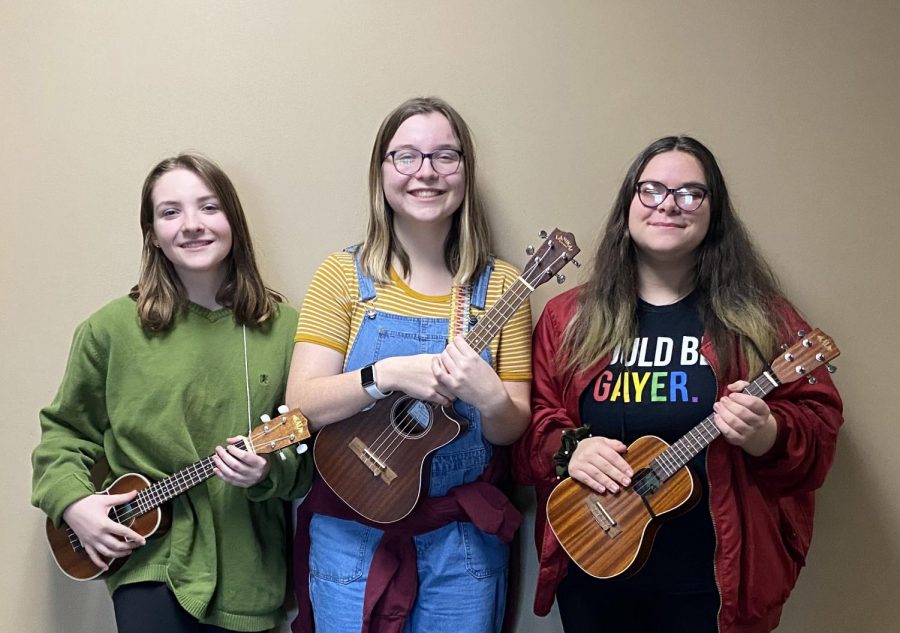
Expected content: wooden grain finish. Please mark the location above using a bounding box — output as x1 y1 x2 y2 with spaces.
547 435 699 578
314 393 464 523
45 473 167 581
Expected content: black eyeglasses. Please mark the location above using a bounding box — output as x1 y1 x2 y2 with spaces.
635 180 709 212
385 148 464 176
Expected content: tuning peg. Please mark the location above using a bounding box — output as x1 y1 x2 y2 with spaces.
797 330 807 337
525 245 534 255
802 338 812 348
572 259 581 268
783 352 794 361
278 405 289 414
297 444 308 454
556 274 566 284
539 230 548 239
260 413 272 423
826 364 837 374
807 375 818 385
279 451 287 461
780 343 789 350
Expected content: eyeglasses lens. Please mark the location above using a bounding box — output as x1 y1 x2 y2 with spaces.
391 149 462 175
637 181 706 212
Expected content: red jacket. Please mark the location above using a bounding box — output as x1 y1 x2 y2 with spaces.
512 287 843 632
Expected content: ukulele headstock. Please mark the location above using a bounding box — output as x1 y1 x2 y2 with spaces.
522 228 581 289
249 407 311 455
769 328 840 385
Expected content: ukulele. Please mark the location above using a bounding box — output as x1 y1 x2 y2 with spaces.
546 329 839 579
314 229 581 523
46 406 310 581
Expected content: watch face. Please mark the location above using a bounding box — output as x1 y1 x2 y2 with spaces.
360 364 375 387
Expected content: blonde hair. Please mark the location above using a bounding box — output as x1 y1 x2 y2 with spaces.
561 136 786 379
131 152 283 331
359 97 491 284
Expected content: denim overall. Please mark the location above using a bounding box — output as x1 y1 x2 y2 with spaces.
308 252 508 633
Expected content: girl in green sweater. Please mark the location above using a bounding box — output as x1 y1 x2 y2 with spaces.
32 153 311 633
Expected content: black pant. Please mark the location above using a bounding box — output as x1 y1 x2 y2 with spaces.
556 565 720 633
112 582 264 633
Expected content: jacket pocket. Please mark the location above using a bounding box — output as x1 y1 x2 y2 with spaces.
778 497 811 568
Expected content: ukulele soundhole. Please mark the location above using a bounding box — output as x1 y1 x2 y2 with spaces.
110 502 138 528
390 396 433 438
631 468 661 497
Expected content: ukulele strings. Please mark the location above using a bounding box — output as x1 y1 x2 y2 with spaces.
367 249 560 464
371 279 535 468
363 251 554 466
68 408 304 553
89 419 282 529
631 378 771 497
365 258 544 468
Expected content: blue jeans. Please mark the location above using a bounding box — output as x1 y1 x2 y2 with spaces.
309 517 507 633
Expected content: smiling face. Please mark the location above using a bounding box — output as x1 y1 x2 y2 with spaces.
150 168 233 287
381 112 465 233
628 150 711 267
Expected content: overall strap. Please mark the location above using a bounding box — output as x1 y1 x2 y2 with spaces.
344 244 377 302
469 257 494 311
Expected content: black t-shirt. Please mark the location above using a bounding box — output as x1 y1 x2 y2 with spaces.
578 291 718 592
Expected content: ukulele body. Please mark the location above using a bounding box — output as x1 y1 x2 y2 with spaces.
46 472 170 581
314 393 467 523
547 435 700 578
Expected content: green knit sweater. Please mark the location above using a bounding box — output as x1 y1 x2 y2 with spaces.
32 296 312 632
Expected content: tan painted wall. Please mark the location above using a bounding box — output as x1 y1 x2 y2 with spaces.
3 2 897 631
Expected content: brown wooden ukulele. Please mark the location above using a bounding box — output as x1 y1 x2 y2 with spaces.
546 329 839 579
46 406 310 580
314 229 581 523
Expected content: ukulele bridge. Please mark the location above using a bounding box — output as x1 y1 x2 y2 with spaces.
349 437 398 484
586 494 621 538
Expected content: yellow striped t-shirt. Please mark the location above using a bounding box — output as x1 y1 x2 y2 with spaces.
295 251 532 381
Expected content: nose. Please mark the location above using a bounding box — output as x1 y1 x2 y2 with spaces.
414 155 439 179
656 192 679 214
181 208 204 232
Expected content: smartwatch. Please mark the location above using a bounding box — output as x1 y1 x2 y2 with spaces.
360 363 392 400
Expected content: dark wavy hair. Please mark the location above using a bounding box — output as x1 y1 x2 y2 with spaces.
560 136 785 378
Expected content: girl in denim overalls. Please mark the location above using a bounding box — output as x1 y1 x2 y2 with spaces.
288 97 532 633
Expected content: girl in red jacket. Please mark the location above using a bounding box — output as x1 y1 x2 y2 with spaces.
513 135 842 633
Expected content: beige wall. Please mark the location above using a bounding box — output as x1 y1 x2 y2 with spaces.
3 2 898 631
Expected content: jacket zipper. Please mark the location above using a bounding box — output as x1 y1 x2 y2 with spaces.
704 342 723 632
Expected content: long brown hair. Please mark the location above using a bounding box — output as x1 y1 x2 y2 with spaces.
360 96 492 285
561 136 785 378
131 152 283 331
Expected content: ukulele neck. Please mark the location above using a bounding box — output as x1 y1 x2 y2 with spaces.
651 370 780 482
